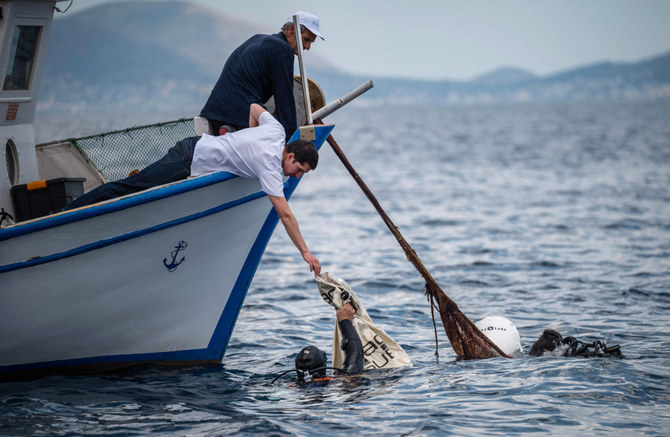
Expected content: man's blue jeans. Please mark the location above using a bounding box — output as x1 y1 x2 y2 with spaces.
64 136 200 210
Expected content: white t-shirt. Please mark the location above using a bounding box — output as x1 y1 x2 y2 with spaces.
190 112 286 197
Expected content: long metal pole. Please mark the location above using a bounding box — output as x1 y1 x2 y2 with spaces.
292 15 312 125
312 80 374 120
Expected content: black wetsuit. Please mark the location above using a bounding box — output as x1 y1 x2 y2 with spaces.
337 319 364 374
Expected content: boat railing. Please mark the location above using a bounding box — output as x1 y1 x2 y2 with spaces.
36 118 195 186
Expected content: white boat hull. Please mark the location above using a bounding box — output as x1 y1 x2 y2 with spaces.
0 125 334 376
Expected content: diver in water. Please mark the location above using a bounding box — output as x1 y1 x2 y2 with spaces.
529 329 623 358
473 317 623 359
273 303 363 383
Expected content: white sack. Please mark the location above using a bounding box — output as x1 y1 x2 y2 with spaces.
315 272 412 370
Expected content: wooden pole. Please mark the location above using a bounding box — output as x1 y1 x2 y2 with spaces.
317 125 511 359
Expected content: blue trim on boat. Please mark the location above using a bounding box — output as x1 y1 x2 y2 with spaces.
0 190 268 274
0 347 218 376
0 171 238 241
0 124 335 376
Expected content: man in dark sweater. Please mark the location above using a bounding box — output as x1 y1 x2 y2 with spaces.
200 11 324 140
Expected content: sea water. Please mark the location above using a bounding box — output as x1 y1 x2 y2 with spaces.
2 101 670 435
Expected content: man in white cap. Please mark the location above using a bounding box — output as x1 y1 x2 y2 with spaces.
199 11 324 141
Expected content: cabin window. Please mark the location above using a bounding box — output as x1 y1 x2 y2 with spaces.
5 139 19 185
3 25 41 91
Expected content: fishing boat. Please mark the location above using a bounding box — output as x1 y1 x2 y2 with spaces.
0 0 370 377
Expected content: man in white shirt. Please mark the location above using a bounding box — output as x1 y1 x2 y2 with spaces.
63 104 322 274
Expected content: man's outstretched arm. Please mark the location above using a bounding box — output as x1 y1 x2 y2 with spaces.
268 194 321 274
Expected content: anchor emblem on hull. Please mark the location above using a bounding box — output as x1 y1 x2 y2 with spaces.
163 240 188 272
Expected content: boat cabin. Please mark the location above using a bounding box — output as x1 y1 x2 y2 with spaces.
0 0 72 223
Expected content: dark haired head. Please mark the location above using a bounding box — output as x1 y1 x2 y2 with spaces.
529 329 563 356
295 345 327 379
286 139 318 171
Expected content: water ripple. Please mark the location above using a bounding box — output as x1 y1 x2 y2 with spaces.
4 101 670 435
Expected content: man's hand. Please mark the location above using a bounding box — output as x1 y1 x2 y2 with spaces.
337 302 356 322
302 250 321 275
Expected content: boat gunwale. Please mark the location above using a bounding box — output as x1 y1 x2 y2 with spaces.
1 122 336 242
0 170 239 241
0 188 269 273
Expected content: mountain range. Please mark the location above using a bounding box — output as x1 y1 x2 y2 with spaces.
37 0 670 122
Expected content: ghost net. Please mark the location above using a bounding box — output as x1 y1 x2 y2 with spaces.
321 130 510 359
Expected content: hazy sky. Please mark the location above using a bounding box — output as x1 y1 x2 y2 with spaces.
60 0 670 81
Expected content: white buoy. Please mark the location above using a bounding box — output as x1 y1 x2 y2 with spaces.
475 316 523 356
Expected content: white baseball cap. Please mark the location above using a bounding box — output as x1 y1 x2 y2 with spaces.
287 11 324 40
475 316 523 356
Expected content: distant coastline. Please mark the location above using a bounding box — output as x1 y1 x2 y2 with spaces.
36 1 670 131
